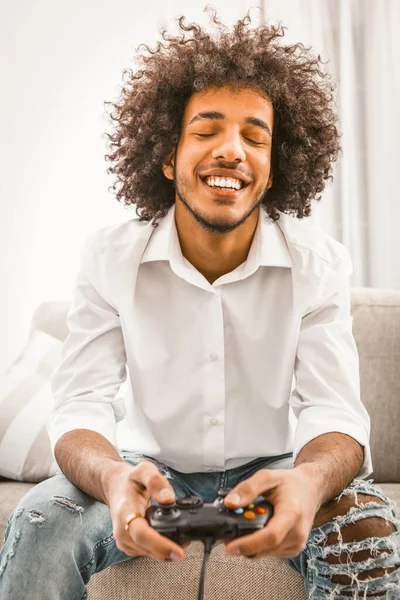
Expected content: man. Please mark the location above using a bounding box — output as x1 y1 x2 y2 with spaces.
1 11 399 599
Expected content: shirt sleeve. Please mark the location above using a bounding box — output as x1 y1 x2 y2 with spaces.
290 246 373 479
47 235 128 458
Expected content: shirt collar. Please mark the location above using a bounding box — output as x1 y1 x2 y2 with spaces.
141 205 293 273
141 205 175 264
258 209 293 268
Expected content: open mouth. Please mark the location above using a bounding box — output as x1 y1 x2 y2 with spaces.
199 176 249 197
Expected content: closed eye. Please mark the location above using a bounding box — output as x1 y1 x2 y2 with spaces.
195 133 264 145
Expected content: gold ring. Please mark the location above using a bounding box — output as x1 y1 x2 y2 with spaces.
124 512 144 532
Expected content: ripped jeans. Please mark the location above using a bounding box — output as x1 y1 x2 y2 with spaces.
1 451 399 599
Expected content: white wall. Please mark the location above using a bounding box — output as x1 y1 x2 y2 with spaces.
0 0 262 368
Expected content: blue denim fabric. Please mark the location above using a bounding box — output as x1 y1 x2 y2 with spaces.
1 451 399 599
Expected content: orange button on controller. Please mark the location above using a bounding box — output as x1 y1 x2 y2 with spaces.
255 507 266 514
244 510 256 519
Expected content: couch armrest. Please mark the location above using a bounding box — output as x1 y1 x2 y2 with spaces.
351 287 400 483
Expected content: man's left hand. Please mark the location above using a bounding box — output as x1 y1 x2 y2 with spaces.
223 467 322 559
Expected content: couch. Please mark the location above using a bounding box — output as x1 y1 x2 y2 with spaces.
1 286 399 599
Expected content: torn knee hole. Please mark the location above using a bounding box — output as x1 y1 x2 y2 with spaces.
326 517 396 547
317 517 398 595
311 488 400 597
355 494 387 508
314 494 389 528
26 510 46 526
331 565 397 585
52 496 84 515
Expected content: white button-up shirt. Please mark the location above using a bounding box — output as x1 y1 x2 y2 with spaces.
48 205 372 478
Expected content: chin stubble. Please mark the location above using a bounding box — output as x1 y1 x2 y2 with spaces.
173 163 268 234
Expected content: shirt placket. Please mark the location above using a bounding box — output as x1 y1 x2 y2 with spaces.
202 288 226 471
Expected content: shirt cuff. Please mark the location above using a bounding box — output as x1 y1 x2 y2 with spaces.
293 406 373 479
46 400 118 463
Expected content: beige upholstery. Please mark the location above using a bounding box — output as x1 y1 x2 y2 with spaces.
351 287 400 482
1 286 399 599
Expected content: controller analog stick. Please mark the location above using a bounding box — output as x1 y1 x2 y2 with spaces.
154 502 181 521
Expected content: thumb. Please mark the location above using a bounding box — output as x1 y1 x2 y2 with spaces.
224 469 282 507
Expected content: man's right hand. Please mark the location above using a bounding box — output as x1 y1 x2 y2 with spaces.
105 460 186 562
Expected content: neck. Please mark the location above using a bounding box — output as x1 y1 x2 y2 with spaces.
174 201 260 284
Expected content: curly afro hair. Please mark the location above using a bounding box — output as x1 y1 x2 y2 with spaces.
103 7 340 226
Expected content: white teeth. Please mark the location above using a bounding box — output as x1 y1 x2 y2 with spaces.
204 176 243 190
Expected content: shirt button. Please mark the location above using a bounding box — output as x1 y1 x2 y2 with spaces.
210 418 220 426
209 353 219 361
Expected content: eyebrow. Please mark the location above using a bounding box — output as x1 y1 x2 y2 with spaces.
188 111 272 137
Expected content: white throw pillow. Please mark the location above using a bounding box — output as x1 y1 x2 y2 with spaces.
0 330 62 482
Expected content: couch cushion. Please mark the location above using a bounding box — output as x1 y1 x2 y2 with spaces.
351 287 400 483
0 332 61 482
0 481 36 540
87 542 307 600
29 301 70 342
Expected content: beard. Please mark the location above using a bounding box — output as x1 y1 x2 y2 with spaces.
173 163 269 234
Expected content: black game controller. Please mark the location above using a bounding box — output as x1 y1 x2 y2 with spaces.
145 487 274 545
146 488 274 599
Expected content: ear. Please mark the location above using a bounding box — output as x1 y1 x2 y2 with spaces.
267 171 273 189
162 148 176 181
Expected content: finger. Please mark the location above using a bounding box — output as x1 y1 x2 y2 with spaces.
223 468 283 508
114 513 184 562
115 538 144 558
257 501 310 556
254 521 309 558
131 461 177 505
241 521 309 559
226 507 297 557
117 537 182 562
126 515 185 561
122 461 184 560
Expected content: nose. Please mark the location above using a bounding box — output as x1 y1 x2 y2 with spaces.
211 130 246 163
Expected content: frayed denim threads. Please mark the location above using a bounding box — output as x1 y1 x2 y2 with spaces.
288 478 400 599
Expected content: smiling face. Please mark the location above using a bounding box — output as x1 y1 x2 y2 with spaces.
162 85 274 234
